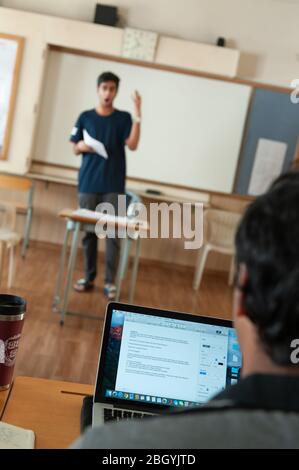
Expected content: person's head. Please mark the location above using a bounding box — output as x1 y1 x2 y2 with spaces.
234 171 299 376
97 72 120 108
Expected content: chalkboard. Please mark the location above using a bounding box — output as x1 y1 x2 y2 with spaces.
235 88 299 195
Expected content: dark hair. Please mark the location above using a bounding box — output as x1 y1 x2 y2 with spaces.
97 71 120 89
235 171 299 365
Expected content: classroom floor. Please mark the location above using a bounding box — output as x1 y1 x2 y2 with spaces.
6 242 234 385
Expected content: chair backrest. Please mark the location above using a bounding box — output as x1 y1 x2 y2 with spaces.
0 201 17 232
125 191 142 218
0 174 32 192
0 174 34 211
204 209 242 249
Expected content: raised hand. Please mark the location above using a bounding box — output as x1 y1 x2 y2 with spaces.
132 90 142 117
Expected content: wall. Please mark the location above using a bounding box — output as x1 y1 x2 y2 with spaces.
2 0 299 86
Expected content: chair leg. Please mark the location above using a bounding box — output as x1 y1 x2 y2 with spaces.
8 245 15 289
228 255 235 286
193 245 210 291
21 207 33 258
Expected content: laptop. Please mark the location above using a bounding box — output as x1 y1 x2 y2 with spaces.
92 302 242 427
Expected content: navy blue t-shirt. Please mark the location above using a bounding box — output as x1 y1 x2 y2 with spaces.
70 109 132 194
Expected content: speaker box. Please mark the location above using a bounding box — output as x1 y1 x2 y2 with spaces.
217 37 226 47
94 4 118 27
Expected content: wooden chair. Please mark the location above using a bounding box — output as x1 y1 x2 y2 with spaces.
193 209 242 291
0 174 34 258
0 201 21 288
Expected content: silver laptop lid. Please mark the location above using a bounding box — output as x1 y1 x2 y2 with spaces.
93 302 242 413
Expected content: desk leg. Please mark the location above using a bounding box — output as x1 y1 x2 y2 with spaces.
60 222 80 325
21 207 33 258
129 236 141 304
52 222 72 311
115 239 124 302
115 238 131 302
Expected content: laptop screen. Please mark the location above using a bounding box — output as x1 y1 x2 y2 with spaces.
95 304 242 410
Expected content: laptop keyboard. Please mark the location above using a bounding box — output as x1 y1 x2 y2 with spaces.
104 408 150 422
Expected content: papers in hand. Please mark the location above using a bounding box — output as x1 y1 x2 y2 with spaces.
0 421 35 449
83 129 108 159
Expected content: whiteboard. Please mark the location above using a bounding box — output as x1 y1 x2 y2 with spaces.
34 51 251 193
0 37 18 153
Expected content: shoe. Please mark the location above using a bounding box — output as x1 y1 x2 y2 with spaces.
104 283 117 300
73 278 95 292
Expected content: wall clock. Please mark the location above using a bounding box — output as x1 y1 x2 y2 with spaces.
122 28 158 62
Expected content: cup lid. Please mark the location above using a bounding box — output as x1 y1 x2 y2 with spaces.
0 295 26 315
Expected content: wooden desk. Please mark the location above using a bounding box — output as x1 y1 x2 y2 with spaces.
59 208 149 231
53 208 149 325
0 388 9 417
0 376 93 449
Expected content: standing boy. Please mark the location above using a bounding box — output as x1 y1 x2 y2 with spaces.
70 72 141 299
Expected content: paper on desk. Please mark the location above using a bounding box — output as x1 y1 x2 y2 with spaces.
0 421 35 449
73 209 149 232
83 129 108 159
74 208 127 223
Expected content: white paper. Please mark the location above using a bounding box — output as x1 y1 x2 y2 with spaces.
73 209 148 235
74 208 128 224
83 129 108 159
248 138 287 196
0 421 35 449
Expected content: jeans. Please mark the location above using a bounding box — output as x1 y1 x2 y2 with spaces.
78 192 121 284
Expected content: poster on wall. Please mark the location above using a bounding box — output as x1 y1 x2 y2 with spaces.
248 138 287 196
0 34 24 160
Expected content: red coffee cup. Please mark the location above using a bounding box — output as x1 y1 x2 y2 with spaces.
0 295 26 390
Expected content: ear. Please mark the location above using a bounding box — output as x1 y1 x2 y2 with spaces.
233 263 248 320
